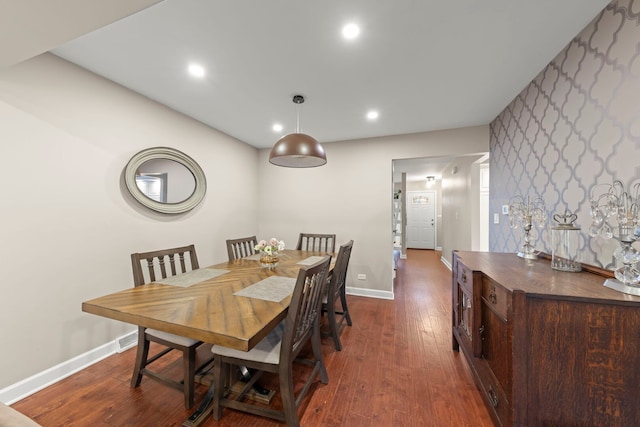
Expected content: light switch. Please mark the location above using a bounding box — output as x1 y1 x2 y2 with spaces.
494 213 500 224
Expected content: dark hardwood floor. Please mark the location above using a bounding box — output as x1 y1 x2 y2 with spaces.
11 249 493 426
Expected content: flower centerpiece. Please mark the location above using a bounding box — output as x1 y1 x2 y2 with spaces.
255 238 285 269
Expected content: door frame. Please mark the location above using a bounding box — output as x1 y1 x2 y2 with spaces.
406 190 437 250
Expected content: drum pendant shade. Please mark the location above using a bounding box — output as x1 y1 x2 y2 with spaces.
269 95 327 168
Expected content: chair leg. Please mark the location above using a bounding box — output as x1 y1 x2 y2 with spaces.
279 365 300 427
340 292 352 326
312 324 329 384
182 346 197 409
213 358 228 421
327 304 342 351
131 328 150 388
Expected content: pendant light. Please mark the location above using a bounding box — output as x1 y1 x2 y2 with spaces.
269 95 327 168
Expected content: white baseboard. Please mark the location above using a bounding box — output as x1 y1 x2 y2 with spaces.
1 288 395 405
0 331 137 405
441 255 452 270
0 289 390 404
0 289 392 404
2 289 394 405
346 286 394 300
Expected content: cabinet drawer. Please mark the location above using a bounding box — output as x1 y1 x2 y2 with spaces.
476 361 511 427
457 262 472 290
482 277 508 320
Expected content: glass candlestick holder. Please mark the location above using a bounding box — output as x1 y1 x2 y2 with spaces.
508 195 546 259
551 211 581 272
589 180 640 295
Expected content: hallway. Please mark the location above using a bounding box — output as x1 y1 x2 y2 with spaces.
384 248 493 425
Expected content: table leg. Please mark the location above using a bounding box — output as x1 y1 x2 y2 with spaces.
182 367 272 426
182 383 214 427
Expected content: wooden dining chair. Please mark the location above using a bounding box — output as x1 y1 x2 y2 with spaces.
322 240 354 350
211 256 332 427
295 233 336 252
130 244 214 409
226 235 258 261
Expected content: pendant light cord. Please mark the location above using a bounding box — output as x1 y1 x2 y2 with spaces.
293 94 304 133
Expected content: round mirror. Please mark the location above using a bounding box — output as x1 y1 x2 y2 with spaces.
124 147 207 214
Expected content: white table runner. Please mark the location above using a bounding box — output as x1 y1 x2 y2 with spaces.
233 276 296 302
297 256 327 266
155 268 229 287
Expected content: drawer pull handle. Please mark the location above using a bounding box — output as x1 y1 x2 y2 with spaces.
488 386 499 407
488 285 497 305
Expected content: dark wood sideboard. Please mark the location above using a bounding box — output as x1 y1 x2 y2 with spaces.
451 251 640 427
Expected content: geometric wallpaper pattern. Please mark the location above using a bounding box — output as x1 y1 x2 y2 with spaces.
489 0 640 269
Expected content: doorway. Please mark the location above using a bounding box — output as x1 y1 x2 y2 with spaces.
135 173 167 202
406 191 436 249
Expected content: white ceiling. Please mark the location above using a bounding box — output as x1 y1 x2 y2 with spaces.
3 0 610 180
0 0 162 68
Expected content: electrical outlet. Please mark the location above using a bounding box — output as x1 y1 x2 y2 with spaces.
357 274 366 280
494 213 500 224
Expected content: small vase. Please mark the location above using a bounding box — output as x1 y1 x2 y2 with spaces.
259 253 279 269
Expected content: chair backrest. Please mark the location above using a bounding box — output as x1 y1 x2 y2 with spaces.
281 256 332 360
131 244 199 287
295 233 336 252
327 240 354 303
226 236 258 261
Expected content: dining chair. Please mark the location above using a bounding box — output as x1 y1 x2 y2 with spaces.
226 235 266 394
130 244 214 409
210 256 332 427
226 235 258 261
322 240 354 351
295 233 336 253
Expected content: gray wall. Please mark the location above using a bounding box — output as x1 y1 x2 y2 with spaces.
0 53 259 389
0 53 489 394
489 0 638 269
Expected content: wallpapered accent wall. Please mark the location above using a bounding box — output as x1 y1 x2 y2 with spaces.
489 0 640 269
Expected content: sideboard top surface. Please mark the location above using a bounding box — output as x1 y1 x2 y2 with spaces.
454 251 640 305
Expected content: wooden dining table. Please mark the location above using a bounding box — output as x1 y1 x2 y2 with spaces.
82 249 334 352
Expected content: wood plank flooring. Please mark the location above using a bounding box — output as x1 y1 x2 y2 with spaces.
11 249 494 426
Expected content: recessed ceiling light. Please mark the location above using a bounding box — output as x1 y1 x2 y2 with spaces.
366 110 379 120
272 123 283 132
342 23 360 40
188 63 205 78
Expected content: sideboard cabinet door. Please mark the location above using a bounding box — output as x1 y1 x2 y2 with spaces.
479 277 513 426
452 254 482 357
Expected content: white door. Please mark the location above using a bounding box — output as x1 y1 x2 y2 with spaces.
406 191 436 249
135 174 167 202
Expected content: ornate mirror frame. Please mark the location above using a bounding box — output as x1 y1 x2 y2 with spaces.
124 147 207 214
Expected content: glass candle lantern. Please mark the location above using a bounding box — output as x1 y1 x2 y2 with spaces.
551 211 582 272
